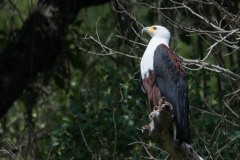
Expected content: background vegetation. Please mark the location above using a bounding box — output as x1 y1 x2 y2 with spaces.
0 0 239 159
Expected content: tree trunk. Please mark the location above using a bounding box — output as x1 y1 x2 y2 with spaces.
0 0 112 119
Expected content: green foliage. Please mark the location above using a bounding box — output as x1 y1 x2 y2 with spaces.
1 0 240 160
46 56 150 159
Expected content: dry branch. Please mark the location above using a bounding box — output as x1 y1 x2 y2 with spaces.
142 100 203 160
180 57 240 81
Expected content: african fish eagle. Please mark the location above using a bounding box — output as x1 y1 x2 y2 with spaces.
141 25 190 144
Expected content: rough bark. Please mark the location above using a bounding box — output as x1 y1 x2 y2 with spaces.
0 0 112 119
142 100 203 160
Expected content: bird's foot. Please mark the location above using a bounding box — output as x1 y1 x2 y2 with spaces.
161 100 174 116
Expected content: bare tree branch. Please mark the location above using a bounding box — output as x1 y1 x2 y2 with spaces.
180 57 240 81
142 100 203 160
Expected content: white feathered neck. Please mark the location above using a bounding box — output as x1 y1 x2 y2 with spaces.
141 26 171 79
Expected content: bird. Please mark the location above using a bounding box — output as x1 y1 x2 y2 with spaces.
141 25 190 144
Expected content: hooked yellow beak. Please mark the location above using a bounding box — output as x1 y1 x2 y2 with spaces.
141 26 155 35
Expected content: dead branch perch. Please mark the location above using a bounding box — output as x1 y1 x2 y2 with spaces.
142 101 203 160
180 57 240 81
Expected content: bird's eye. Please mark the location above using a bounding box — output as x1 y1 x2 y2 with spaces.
153 27 157 30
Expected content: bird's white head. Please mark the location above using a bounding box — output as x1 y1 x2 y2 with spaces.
142 25 171 45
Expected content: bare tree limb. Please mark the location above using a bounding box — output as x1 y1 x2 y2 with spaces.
142 100 203 160
180 57 240 81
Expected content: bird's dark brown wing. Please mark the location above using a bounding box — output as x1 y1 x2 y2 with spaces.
153 44 190 143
